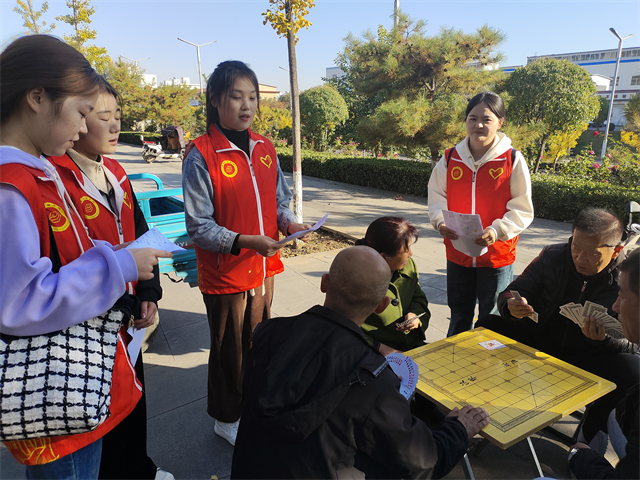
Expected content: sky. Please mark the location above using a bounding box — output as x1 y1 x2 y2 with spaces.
1 0 639 94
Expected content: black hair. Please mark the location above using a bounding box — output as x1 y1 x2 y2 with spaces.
618 248 639 296
465 92 505 121
355 216 419 257
1 35 100 122
97 76 123 112
572 207 624 246
205 60 260 131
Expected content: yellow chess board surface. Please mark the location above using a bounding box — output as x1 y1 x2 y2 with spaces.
409 328 616 448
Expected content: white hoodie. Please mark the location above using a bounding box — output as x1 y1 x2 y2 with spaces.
427 132 534 241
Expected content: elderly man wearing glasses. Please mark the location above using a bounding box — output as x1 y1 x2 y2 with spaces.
476 207 639 447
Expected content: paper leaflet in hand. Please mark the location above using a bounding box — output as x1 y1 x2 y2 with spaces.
385 352 419 400
126 227 186 253
442 210 488 258
276 214 329 245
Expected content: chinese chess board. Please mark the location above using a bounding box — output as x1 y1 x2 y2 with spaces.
409 328 616 448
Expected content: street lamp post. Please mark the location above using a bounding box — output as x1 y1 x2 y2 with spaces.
177 38 216 94
601 28 633 159
119 56 150 68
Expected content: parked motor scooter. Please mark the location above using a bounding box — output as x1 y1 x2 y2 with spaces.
141 125 186 163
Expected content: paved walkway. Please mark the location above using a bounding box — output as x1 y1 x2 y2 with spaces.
1 144 611 479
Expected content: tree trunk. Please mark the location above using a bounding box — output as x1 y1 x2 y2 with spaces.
533 137 547 174
287 7 303 249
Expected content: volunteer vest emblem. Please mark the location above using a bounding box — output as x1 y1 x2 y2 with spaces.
45 202 70 232
489 168 504 180
221 160 238 178
122 191 132 210
260 155 272 168
451 166 464 181
80 196 100 219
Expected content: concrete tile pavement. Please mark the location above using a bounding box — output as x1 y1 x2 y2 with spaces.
0 144 593 479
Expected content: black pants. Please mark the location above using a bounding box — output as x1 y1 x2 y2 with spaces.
99 353 157 479
476 314 640 441
203 276 274 423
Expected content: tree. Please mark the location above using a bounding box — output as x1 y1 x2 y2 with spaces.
103 59 148 130
263 0 315 231
55 0 110 72
337 13 506 161
504 58 600 172
623 93 640 134
299 85 348 151
546 123 588 168
13 0 54 34
594 96 610 126
251 98 292 140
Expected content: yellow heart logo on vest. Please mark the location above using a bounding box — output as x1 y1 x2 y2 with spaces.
123 191 132 210
45 202 70 232
261 155 272 168
450 166 463 181
489 168 504 180
80 196 100 220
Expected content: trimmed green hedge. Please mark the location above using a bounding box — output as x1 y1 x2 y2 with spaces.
531 175 639 222
277 148 639 222
278 152 433 198
119 131 159 145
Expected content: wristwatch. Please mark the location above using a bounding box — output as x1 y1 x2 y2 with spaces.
567 447 580 462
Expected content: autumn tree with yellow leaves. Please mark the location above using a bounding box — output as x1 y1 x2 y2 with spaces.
263 0 315 229
13 0 55 34
55 0 111 72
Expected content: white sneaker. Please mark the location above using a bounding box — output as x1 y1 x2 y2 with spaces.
155 468 175 480
214 419 239 446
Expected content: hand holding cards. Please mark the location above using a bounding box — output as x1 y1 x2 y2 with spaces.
509 290 539 323
559 300 625 339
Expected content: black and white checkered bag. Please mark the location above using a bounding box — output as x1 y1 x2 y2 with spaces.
0 309 124 441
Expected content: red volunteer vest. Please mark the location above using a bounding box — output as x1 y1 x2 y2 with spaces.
49 154 138 293
192 126 284 295
444 147 518 268
1 164 142 465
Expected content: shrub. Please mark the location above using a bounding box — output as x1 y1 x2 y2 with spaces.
277 149 432 197
531 175 638 222
275 148 638 224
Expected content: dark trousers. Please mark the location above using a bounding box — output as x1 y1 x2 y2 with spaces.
446 260 514 337
203 276 274 423
99 353 157 479
476 314 640 441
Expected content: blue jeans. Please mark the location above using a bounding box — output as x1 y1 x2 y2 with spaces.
25 438 102 480
446 260 514 337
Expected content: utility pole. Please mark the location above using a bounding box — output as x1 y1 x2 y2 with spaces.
177 38 216 94
394 0 399 29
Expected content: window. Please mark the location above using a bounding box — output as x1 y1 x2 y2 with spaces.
631 75 640 86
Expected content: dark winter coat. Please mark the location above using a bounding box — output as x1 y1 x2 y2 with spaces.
497 241 637 356
231 305 469 479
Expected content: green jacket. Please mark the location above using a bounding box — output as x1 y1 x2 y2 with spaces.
362 258 430 352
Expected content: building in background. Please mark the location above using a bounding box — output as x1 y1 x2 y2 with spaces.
527 47 640 126
142 74 157 87
161 76 200 89
325 67 345 80
259 84 280 100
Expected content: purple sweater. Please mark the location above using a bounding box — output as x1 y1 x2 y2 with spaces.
0 147 138 336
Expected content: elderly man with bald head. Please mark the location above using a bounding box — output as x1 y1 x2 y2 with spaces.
231 246 489 479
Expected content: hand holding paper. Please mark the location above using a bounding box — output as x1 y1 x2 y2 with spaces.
126 227 186 254
276 214 329 245
442 210 488 257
